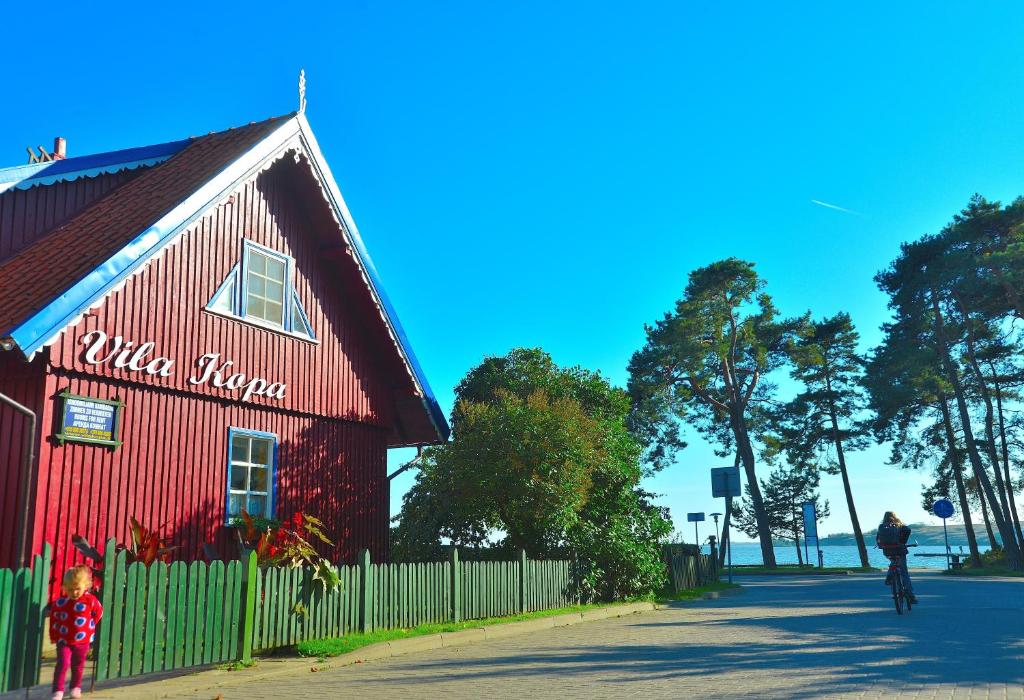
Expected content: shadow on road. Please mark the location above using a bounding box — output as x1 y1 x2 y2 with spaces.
377 573 1023 698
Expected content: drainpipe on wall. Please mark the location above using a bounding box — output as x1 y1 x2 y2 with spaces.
0 390 37 568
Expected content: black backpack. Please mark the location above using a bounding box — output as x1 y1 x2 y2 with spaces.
877 524 903 545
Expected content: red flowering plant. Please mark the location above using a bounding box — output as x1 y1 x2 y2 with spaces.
72 516 177 587
233 510 340 592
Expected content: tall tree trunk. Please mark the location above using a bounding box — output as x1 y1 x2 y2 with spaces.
992 373 1024 547
718 453 739 569
718 499 731 569
958 312 1017 550
977 481 998 551
930 293 1021 569
939 395 982 567
827 405 869 567
794 528 803 566
732 412 776 567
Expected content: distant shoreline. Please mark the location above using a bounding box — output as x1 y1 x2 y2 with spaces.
731 523 982 548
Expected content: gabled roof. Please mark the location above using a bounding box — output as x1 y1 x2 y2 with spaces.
0 113 450 445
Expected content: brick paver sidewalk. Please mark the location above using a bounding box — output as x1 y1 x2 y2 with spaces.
15 571 1024 699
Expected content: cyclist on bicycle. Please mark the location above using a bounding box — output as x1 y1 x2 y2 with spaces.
876 511 916 604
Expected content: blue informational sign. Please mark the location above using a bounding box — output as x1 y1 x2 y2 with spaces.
933 498 955 519
711 467 741 498
55 391 123 448
687 512 705 522
802 502 819 544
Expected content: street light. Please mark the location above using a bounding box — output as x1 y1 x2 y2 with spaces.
709 512 722 555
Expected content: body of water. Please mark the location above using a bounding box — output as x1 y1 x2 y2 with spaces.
710 542 986 570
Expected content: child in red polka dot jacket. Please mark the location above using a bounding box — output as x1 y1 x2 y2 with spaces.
49 565 103 700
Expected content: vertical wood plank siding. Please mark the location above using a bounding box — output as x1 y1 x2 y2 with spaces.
47 165 397 426
0 171 147 264
0 353 45 568
13 161 412 589
34 371 389 594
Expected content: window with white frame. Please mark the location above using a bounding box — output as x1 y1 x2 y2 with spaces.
206 240 317 340
228 431 275 520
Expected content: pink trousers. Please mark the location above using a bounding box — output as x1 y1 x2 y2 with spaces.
52 642 89 692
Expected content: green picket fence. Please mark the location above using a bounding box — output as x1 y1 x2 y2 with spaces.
251 550 574 648
94 541 244 681
87 545 576 684
522 559 575 612
250 563 361 650
0 544 50 692
368 560 451 632
460 560 519 619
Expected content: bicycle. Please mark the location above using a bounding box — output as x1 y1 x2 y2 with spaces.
880 543 917 615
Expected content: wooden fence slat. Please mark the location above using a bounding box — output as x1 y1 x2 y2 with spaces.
131 564 147 675
209 561 225 663
201 563 218 664
107 550 128 678
154 562 170 671
142 563 158 674
192 561 208 667
183 562 200 668
0 569 11 692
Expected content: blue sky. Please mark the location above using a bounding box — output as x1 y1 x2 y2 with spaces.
5 2 1024 540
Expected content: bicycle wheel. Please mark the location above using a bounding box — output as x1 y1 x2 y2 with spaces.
904 586 912 612
891 575 903 615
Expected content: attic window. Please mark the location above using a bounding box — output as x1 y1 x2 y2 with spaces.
206 240 316 340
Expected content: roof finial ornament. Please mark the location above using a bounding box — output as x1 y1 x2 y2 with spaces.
298 69 307 114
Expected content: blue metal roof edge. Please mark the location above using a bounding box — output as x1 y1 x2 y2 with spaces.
295 116 450 443
6 121 300 358
0 138 192 191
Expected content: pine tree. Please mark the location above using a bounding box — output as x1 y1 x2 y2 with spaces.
777 313 870 567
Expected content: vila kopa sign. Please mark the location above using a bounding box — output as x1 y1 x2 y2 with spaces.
80 330 286 402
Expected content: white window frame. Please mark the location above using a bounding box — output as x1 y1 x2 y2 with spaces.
226 428 277 523
243 245 289 328
204 239 318 342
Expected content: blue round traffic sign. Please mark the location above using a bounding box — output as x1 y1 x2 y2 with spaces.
933 498 955 519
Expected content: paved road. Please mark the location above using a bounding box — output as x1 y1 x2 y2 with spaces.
140 572 1024 699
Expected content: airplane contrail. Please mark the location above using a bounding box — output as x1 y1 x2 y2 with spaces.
811 199 862 216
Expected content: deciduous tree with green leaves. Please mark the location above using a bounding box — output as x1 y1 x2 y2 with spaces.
391 349 672 600
628 258 806 567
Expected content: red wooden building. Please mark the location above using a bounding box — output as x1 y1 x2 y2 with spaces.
0 111 449 582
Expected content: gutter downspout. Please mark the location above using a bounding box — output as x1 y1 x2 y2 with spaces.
0 390 37 567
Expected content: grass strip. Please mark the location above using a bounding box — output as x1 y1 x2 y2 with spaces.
943 566 1024 577
295 602 642 659
657 581 741 602
729 565 878 575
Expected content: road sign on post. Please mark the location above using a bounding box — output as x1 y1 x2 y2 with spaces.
711 467 741 498
687 512 705 551
801 502 819 568
711 467 741 583
933 498 955 570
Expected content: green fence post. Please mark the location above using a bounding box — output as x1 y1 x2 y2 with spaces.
518 549 527 614
450 549 461 623
239 551 258 663
94 538 118 683
359 550 371 633
25 543 50 687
